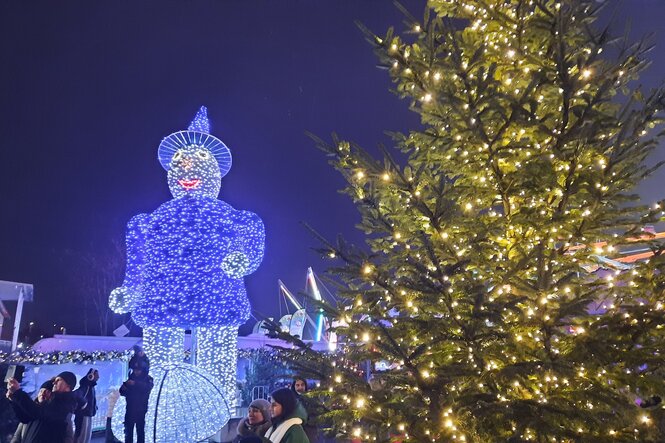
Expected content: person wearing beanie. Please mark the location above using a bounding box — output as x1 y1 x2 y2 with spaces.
73 369 99 443
10 380 55 443
264 388 309 443
234 399 272 442
6 372 78 443
47 371 76 392
120 350 153 443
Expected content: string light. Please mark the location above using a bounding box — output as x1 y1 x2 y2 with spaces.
195 326 238 408
110 107 266 430
272 1 665 441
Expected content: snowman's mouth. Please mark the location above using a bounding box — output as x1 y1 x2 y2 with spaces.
178 179 201 190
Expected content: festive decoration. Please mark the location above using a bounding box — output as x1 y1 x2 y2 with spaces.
110 106 265 422
0 349 133 365
275 1 665 442
157 106 232 177
111 362 232 443
194 325 238 405
142 326 184 366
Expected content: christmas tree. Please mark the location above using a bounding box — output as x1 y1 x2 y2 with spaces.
277 0 665 442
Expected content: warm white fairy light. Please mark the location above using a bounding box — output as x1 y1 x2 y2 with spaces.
319 0 665 441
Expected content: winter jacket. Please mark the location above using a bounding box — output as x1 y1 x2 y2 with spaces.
234 417 272 442
74 374 97 417
119 372 153 419
8 390 78 443
293 397 317 443
264 415 310 443
73 372 97 440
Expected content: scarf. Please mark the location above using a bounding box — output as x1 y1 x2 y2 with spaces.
265 417 302 442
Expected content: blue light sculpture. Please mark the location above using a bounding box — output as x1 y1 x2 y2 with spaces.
110 106 265 417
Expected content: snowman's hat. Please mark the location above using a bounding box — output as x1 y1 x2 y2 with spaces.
157 106 232 177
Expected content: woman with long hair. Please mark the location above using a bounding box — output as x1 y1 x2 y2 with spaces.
263 388 309 443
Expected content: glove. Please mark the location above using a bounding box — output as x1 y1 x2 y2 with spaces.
109 287 135 314
221 252 250 278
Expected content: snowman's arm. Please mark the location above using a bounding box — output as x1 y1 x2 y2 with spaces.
224 210 265 277
109 213 149 313
122 213 149 289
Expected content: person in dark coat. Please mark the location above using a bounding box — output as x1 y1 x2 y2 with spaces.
119 349 153 443
6 371 79 443
74 368 99 443
234 399 272 442
290 377 318 443
10 380 53 443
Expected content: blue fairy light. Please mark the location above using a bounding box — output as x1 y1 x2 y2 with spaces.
110 107 265 419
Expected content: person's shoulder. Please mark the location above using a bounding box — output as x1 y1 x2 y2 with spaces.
293 401 308 421
283 423 309 443
52 391 78 410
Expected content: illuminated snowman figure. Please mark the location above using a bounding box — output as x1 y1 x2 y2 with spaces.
110 107 265 406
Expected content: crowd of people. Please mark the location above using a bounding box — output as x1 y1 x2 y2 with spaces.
5 349 320 443
234 376 317 443
4 347 152 443
6 369 97 443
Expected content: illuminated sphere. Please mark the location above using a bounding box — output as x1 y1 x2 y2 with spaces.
112 363 232 443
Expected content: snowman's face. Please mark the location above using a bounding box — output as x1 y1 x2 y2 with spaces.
167 146 222 198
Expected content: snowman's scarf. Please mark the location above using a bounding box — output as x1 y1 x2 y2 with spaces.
265 417 302 442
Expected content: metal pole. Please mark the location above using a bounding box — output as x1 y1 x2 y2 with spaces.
11 288 24 351
190 327 197 366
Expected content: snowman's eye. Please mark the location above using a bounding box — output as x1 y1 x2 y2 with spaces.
197 150 210 159
172 150 184 163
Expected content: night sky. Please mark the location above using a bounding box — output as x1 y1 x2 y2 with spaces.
1 1 664 339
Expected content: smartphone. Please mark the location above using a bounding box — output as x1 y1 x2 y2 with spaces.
5 365 25 383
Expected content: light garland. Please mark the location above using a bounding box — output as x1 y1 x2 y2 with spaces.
0 349 133 365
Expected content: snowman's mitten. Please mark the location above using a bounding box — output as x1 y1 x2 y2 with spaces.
109 287 134 314
221 251 250 278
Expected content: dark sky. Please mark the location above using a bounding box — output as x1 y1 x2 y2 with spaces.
1 1 664 338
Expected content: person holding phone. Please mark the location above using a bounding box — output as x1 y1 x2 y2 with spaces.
6 371 78 443
10 379 53 443
74 369 99 443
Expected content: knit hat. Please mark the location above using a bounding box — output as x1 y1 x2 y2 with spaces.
55 371 77 390
269 388 297 421
248 398 271 422
39 379 54 391
129 349 150 373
